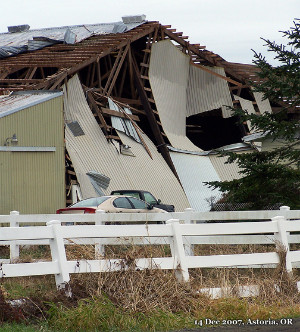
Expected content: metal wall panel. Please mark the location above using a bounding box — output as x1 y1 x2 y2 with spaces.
170 151 222 211
253 92 272 114
209 154 242 181
64 75 190 211
0 21 145 58
149 40 202 152
0 95 65 214
149 40 234 151
234 95 256 131
187 65 233 118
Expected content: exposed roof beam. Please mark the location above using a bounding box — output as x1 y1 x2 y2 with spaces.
190 61 243 87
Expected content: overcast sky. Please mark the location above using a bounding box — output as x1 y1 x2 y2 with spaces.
1 0 298 65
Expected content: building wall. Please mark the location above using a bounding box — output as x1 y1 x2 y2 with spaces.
0 96 65 214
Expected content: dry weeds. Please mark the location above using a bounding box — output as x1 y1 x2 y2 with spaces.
1 240 300 330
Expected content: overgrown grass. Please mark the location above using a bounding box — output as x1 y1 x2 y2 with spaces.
1 242 300 331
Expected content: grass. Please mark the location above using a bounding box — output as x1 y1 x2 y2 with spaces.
1 242 300 331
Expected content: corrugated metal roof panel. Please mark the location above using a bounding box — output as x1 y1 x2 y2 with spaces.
149 40 202 152
64 74 189 211
149 40 235 152
187 65 233 118
170 151 222 211
253 91 272 114
234 95 256 131
209 154 242 181
0 21 145 58
0 91 63 118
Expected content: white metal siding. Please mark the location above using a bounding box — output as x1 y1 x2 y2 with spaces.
187 65 233 118
64 75 190 211
253 92 272 114
234 95 256 131
149 40 234 151
149 40 201 152
209 154 242 181
170 152 222 211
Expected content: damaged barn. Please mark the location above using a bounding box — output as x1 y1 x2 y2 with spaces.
0 15 290 213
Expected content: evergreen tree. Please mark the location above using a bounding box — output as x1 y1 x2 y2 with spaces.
206 20 300 209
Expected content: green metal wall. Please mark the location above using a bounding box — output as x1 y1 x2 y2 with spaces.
0 96 65 214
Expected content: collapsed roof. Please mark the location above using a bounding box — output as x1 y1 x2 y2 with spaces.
0 16 291 210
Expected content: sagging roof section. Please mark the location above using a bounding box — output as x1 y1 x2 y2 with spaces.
64 74 189 210
0 20 146 58
0 17 289 211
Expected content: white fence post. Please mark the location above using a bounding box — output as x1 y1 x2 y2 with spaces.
95 209 105 257
184 208 195 256
46 220 70 290
9 211 20 262
272 215 292 273
166 218 189 282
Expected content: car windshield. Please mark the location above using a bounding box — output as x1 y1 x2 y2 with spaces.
71 196 110 208
143 192 157 205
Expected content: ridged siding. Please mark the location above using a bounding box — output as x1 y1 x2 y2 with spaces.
234 95 256 131
149 40 201 152
0 96 65 214
253 92 272 114
64 75 190 211
149 40 234 151
209 154 242 181
187 65 233 118
170 152 222 212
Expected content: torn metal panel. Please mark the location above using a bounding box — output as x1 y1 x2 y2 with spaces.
234 95 256 132
0 21 145 58
170 151 222 211
209 154 242 182
64 74 189 211
187 65 233 118
149 40 201 152
253 91 272 114
149 40 235 152
117 130 190 211
109 98 141 143
86 171 110 196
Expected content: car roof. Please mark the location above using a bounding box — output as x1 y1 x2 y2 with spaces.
111 190 150 193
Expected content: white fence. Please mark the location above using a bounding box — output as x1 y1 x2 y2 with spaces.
0 207 300 291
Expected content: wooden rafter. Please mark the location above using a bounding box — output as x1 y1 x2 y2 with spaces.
190 61 243 87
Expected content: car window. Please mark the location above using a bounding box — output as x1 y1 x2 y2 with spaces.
71 196 109 207
127 197 148 209
113 197 133 209
143 192 157 205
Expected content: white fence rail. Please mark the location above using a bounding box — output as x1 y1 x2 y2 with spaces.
0 207 300 290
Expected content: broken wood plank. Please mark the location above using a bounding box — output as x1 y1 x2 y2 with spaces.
101 107 140 121
113 97 142 106
106 135 121 141
86 91 109 136
191 61 243 87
